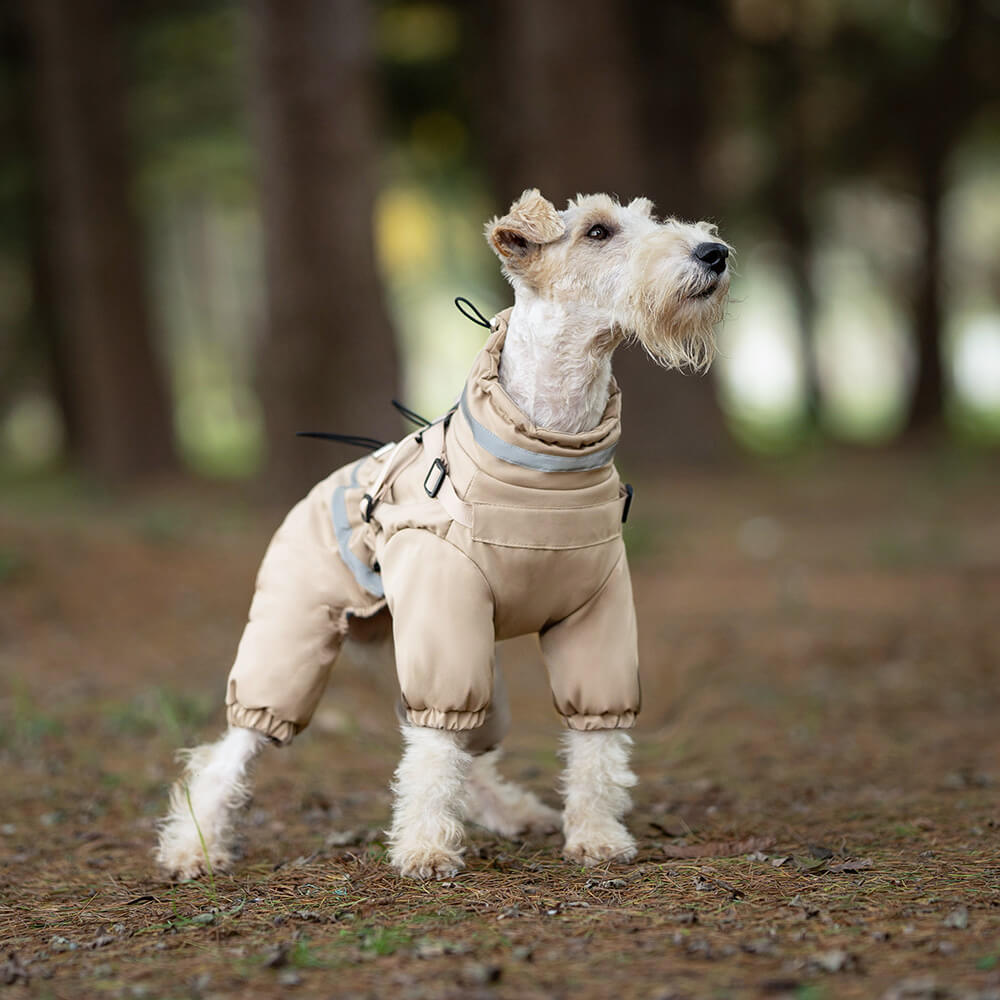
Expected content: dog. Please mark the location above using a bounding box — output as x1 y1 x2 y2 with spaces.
156 189 731 880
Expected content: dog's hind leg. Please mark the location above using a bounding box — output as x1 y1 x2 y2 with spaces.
460 667 561 838
464 749 561 837
388 725 472 879
156 726 267 880
560 729 638 866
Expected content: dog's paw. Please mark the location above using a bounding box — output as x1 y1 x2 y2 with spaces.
563 825 637 867
163 858 211 882
391 846 465 881
463 765 562 839
468 796 562 839
156 842 233 882
517 801 562 836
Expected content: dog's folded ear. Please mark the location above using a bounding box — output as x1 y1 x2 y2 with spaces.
486 189 565 265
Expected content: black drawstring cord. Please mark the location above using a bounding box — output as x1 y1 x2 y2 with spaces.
455 296 491 328
296 400 431 449
298 297 489 449
391 399 431 428
296 431 387 449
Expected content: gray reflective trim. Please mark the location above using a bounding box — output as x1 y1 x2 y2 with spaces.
331 461 384 598
460 391 616 472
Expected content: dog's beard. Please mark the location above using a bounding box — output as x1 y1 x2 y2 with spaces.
623 275 727 373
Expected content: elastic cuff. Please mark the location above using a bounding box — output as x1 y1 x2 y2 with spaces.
563 710 637 731
405 707 488 731
227 702 298 745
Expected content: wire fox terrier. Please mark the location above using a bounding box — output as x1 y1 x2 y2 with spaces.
156 189 731 880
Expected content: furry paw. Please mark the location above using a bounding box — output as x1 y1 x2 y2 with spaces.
563 824 637 867
391 846 465 880
156 835 233 882
516 800 562 837
499 799 561 837
465 790 561 839
463 750 561 838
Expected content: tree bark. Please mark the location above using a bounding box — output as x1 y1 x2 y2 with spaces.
468 0 645 203
893 0 979 438
249 0 399 503
27 0 177 481
764 41 822 427
467 0 733 468
905 155 945 438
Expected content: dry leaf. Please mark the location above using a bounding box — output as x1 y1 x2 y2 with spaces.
662 836 774 859
828 858 873 874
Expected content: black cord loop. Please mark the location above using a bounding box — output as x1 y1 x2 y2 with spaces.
454 296 491 328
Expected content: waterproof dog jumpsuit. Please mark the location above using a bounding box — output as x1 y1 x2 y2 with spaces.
225 310 640 746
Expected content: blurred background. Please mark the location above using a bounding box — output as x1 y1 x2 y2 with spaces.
1 0 999 500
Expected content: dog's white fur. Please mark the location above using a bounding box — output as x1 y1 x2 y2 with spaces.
561 730 638 865
154 726 266 879
462 748 561 838
156 190 729 881
388 727 471 879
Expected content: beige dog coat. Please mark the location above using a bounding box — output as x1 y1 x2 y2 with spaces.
226 310 640 743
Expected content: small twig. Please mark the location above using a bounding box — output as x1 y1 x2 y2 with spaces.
73 890 100 921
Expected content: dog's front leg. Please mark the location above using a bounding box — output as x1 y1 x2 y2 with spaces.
560 730 638 866
388 725 472 879
156 726 267 879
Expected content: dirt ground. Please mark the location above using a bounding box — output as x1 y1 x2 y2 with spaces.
2 453 999 1000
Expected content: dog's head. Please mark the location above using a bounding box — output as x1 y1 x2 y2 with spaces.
486 189 731 371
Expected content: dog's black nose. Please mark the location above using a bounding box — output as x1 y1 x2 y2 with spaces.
693 242 729 275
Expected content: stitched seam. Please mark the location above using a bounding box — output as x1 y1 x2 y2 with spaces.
443 524 498 611
469 534 621 552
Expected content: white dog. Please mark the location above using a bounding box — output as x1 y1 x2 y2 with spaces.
156 189 730 880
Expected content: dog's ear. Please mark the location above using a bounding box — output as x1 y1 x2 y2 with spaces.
485 189 565 264
627 196 655 219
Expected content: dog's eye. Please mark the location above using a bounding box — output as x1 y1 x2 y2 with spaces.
586 223 611 241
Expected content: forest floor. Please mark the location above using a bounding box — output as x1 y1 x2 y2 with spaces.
1 452 999 1000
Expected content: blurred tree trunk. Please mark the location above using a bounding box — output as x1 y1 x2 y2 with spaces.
249 0 399 503
626 0 735 464
466 0 733 468
762 41 822 428
905 157 945 437
467 0 645 203
898 0 981 439
27 0 177 481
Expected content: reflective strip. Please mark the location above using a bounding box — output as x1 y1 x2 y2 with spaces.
460 391 616 472
331 461 384 598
